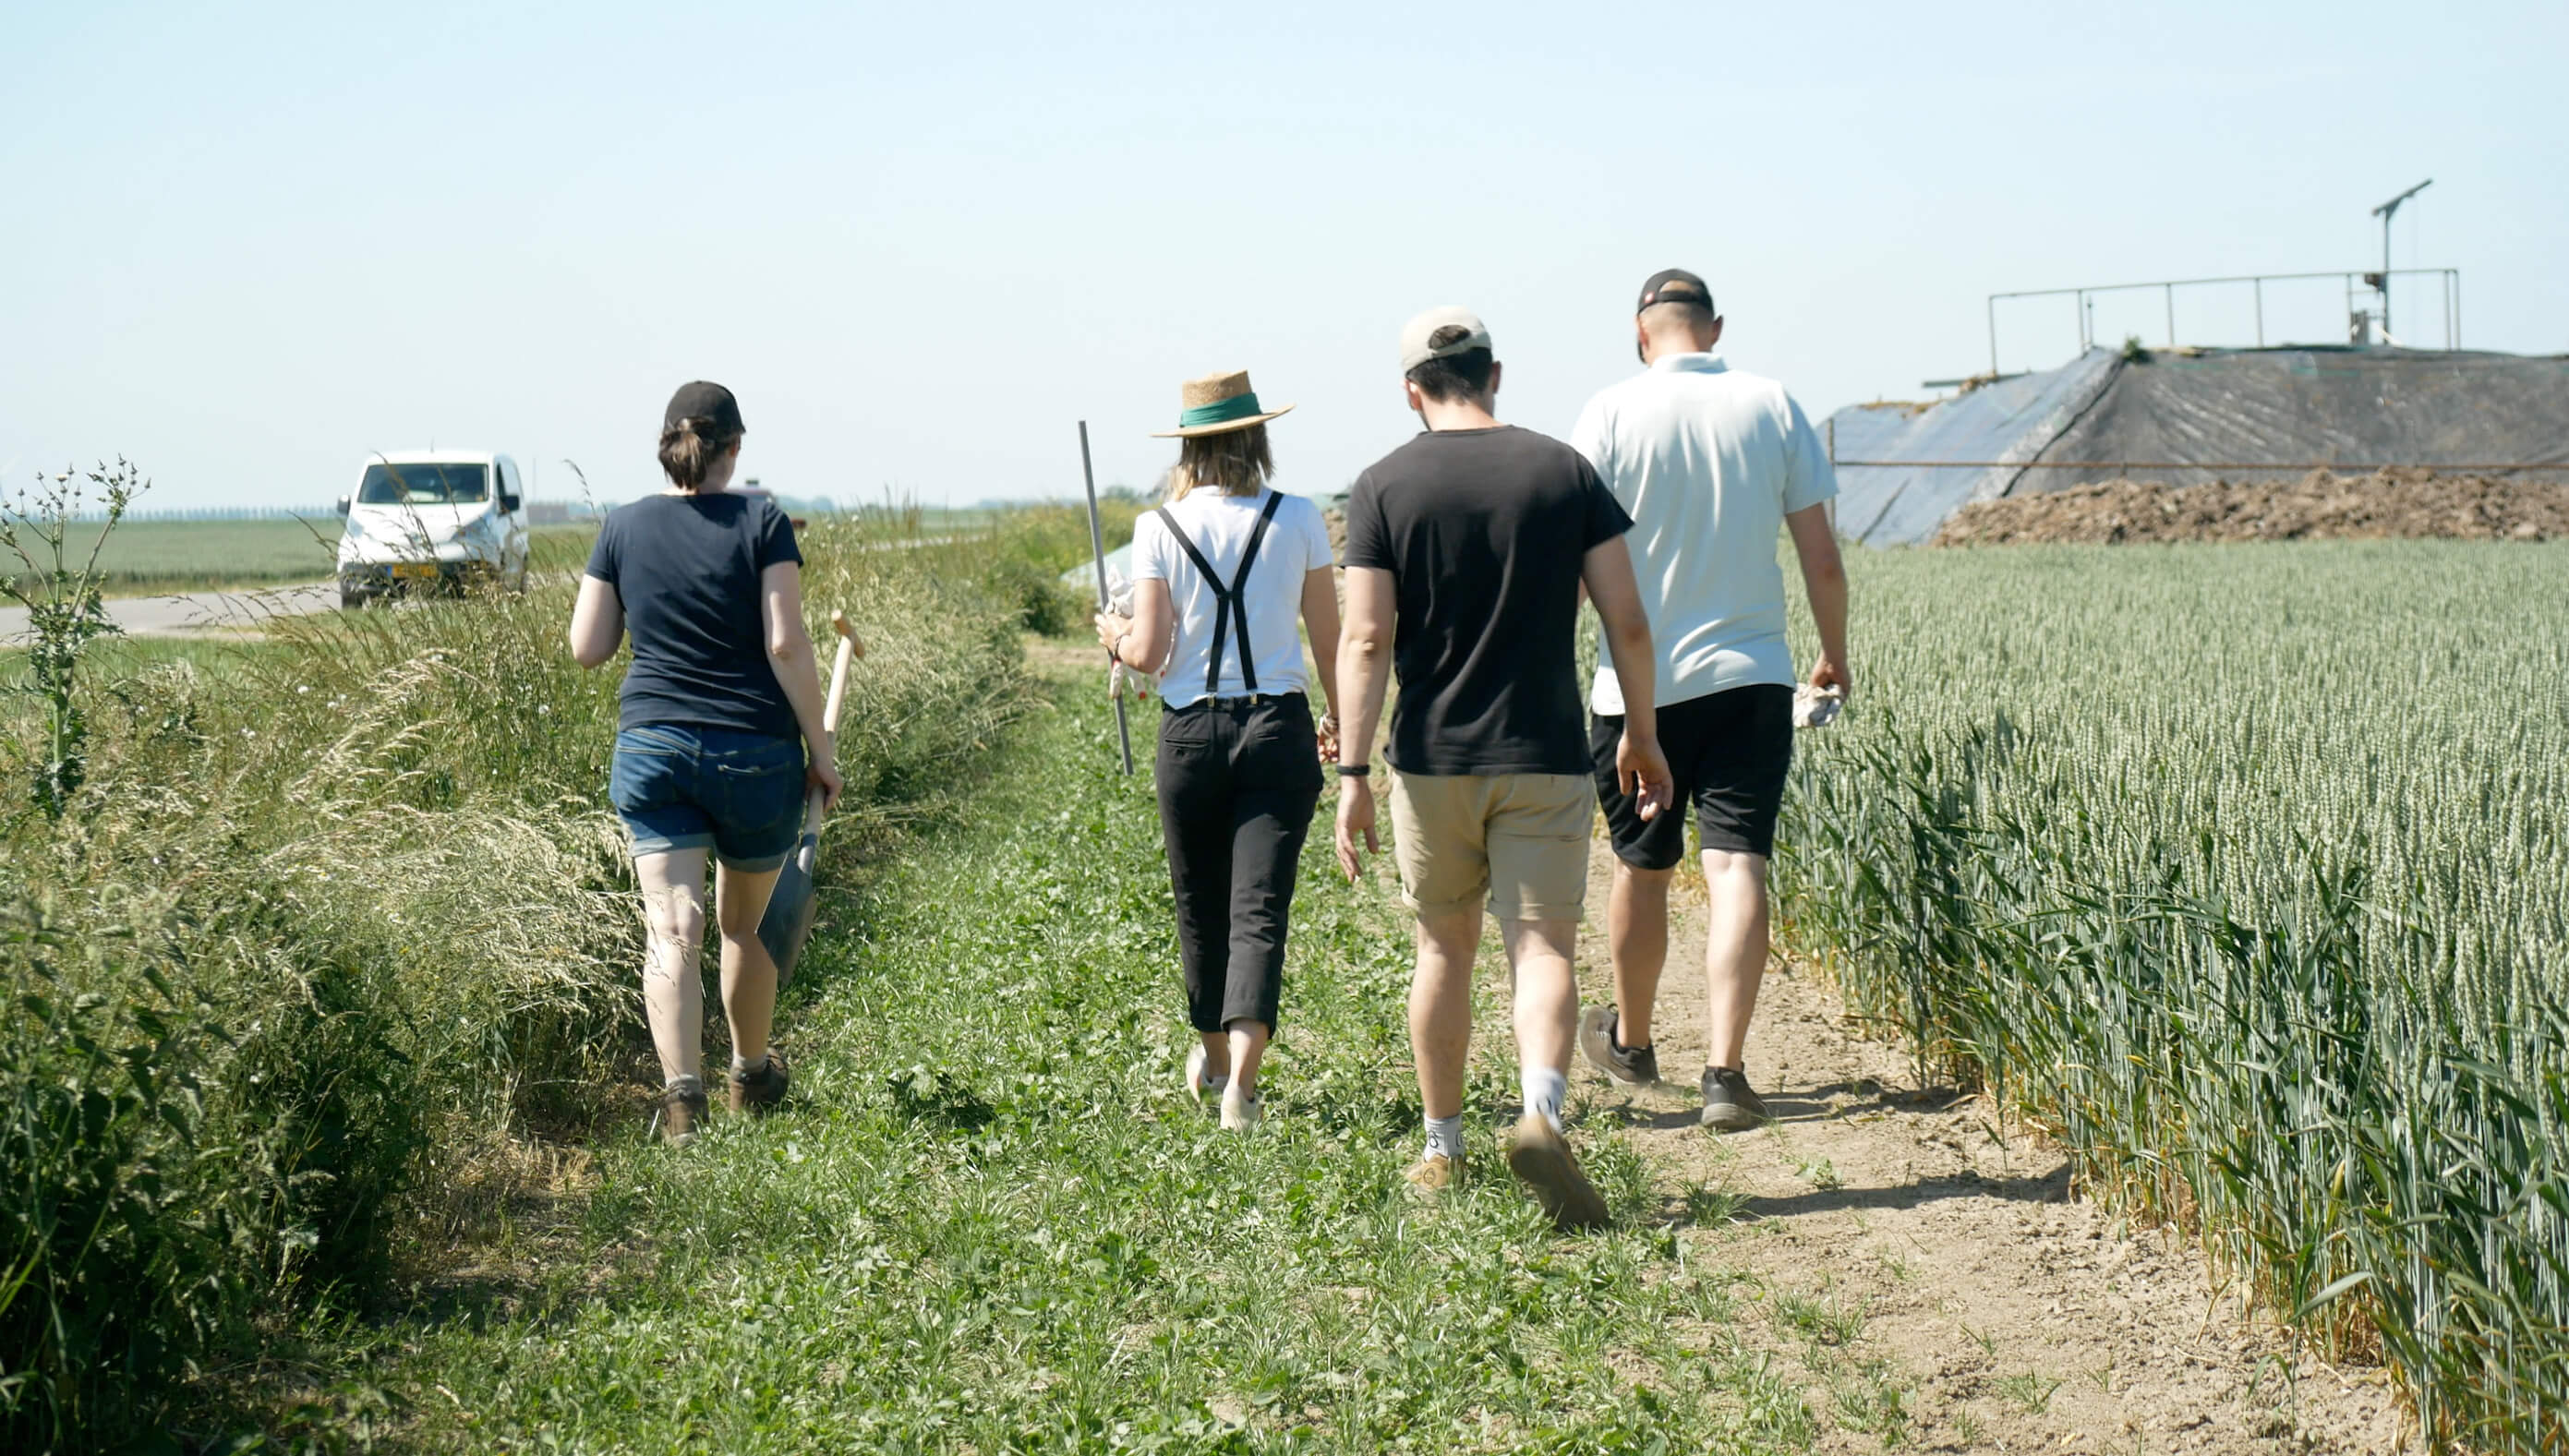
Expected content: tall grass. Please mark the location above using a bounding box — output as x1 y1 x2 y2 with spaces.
0 502 1105 1450
1775 539 2569 1450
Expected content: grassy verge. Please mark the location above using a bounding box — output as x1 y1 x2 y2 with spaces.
0 503 1120 1451
259 672 1836 1454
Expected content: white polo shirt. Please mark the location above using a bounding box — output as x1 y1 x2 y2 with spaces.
1128 487 1333 708
1570 353 1838 715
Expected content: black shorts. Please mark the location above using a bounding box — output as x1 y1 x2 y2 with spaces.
1589 684 1794 869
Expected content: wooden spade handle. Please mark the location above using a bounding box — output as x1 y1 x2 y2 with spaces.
822 611 860 734
802 610 863 838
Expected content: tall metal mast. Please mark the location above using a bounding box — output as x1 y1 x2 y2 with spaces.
2370 179 2432 343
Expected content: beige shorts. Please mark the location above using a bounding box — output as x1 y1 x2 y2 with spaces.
1388 772 1595 922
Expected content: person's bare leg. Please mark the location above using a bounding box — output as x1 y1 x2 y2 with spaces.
1226 1020 1269 1096
1499 916 1609 1228
1199 1030 1231 1083
1701 849 1771 1070
633 849 710 1084
1605 862 1673 1048
712 860 787 1065
1410 909 1483 1120
1501 918 1582 1082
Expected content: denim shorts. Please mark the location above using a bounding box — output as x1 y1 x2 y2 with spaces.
609 725 806 872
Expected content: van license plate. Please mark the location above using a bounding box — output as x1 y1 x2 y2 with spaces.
390 563 438 580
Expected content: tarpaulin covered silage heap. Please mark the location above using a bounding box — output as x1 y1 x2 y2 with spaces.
1827 346 2569 546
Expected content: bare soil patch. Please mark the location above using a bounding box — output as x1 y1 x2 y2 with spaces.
1933 469 2566 547
1571 843 2416 1452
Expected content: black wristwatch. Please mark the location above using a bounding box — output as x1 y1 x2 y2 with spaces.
1334 763 1371 778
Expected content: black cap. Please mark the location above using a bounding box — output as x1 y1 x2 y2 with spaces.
1636 269 1715 316
664 380 745 436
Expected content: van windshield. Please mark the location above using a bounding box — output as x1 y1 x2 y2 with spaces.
357 463 488 505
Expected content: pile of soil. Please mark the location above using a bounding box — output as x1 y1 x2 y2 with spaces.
1933 468 2568 547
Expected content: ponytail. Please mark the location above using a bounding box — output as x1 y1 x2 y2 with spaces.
657 415 741 492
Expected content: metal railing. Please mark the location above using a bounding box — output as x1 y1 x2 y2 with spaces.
1987 268 2462 374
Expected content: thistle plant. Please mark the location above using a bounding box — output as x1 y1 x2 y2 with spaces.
1 460 145 817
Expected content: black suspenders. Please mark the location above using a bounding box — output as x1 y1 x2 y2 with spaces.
1153 490 1286 698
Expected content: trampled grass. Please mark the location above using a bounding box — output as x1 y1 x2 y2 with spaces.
1777 538 2569 1450
286 676 1833 1454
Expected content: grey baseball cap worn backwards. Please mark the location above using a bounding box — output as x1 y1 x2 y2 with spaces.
664 379 745 434
1636 269 1714 316
1399 306 1492 372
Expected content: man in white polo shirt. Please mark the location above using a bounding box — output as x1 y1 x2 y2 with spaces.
1570 269 1851 1132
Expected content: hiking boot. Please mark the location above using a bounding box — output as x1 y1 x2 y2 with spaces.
1578 1004 1660 1088
1699 1065 1770 1133
1184 1043 1229 1104
729 1052 791 1114
1505 1114 1610 1232
651 1076 708 1147
1219 1085 1262 1133
1403 1152 1461 1197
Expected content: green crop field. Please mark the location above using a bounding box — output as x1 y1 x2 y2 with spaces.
10 517 615 596
1776 538 2569 1450
35 516 342 595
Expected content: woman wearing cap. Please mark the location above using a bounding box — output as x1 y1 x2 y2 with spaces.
568 381 844 1145
1095 369 1341 1131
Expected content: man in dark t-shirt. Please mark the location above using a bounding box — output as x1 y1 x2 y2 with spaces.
1334 306 1674 1231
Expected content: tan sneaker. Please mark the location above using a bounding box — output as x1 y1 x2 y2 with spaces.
1505 1114 1610 1232
1403 1152 1460 1197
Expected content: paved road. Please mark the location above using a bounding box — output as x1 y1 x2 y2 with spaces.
0 582 338 643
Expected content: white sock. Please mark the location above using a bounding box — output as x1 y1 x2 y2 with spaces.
731 1053 768 1078
1424 1113 1465 1162
1522 1066 1568 1132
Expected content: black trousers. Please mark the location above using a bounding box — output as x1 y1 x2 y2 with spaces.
1154 693 1324 1035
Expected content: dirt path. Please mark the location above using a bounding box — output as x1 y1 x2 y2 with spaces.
1570 843 2415 1453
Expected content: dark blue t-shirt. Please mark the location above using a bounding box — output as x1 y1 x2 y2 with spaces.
585 493 802 740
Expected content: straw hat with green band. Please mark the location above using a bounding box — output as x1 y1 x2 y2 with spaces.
1152 368 1295 438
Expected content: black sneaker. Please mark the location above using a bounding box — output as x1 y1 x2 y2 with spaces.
652 1076 709 1147
1578 1005 1659 1088
1700 1065 1770 1133
729 1052 792 1114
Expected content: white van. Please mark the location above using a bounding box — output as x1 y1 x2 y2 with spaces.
335 451 531 607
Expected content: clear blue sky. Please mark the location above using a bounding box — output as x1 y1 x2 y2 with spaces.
6 1 2563 510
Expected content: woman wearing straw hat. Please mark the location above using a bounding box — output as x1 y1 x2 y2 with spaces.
1095 369 1342 1131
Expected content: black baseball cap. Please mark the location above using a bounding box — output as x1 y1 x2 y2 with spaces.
1635 269 1716 316
664 380 745 436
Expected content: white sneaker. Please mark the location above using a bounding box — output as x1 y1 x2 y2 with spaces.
1184 1044 1228 1102
1220 1085 1262 1132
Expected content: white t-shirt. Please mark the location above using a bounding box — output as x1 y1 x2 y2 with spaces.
1128 487 1334 708
1570 354 1839 715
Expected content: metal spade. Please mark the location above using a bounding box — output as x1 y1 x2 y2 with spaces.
761 610 861 988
